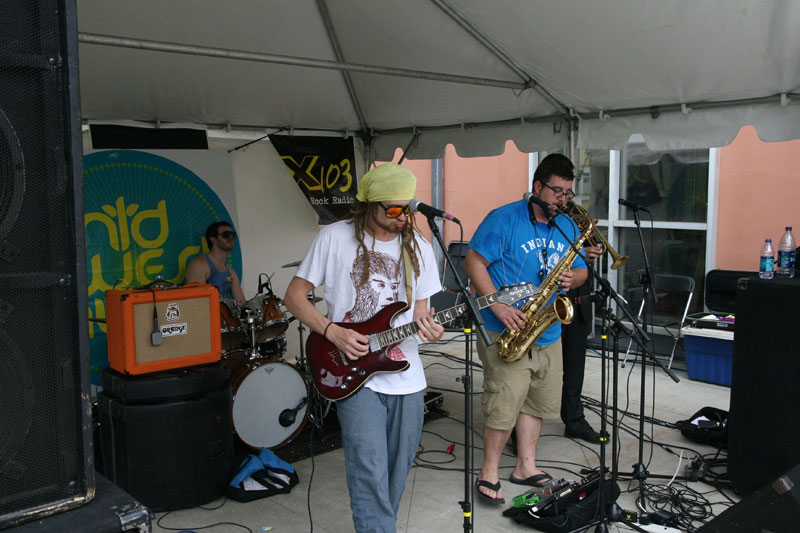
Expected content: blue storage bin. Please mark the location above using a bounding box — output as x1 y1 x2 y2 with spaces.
681 327 734 386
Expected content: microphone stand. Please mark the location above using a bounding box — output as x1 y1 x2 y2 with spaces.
623 205 683 511
544 207 668 532
423 214 490 533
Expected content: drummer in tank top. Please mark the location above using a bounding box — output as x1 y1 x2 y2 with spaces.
186 221 246 305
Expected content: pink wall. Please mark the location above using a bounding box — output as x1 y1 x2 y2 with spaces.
442 141 529 245
382 142 529 245
717 126 800 270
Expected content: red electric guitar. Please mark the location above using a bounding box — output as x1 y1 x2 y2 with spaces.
306 283 539 401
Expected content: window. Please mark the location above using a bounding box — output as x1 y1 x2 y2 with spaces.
572 136 716 315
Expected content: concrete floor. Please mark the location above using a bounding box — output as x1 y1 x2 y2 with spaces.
149 333 737 533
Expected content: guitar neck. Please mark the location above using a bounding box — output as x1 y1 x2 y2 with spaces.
373 292 497 350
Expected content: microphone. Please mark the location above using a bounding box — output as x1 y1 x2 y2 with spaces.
408 199 460 223
278 409 296 428
279 397 308 427
575 293 605 305
523 192 560 218
618 198 650 212
257 273 267 294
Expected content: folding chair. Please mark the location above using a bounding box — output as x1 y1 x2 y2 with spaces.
623 273 695 368
429 241 470 331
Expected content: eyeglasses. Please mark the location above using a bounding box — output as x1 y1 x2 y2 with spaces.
541 182 576 200
217 231 237 240
379 203 412 218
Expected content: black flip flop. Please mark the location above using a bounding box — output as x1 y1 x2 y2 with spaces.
508 472 553 487
475 479 505 505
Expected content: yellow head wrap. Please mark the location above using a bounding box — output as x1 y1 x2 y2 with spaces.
356 163 417 203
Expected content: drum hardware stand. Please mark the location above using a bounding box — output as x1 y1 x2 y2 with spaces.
241 307 263 360
292 287 332 430
292 288 319 369
423 215 491 533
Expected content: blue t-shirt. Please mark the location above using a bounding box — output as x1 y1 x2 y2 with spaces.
470 199 586 345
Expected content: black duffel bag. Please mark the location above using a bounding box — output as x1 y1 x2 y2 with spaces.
676 406 728 449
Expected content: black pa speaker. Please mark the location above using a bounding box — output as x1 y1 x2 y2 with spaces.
728 277 800 495
698 463 800 533
0 0 94 527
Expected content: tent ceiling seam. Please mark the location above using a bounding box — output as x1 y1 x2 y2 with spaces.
430 0 569 116
77 32 527 91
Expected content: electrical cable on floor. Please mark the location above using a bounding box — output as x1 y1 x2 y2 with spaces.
639 479 714 532
156 508 252 533
415 418 597 480
421 338 734 531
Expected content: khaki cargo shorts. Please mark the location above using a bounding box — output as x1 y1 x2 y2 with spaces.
477 330 563 430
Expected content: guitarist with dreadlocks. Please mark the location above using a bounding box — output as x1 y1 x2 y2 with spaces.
285 163 444 533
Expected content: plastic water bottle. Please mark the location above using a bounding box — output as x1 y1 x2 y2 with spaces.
760 238 775 279
776 227 796 278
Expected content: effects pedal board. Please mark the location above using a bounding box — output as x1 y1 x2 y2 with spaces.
423 390 446 423
527 470 601 517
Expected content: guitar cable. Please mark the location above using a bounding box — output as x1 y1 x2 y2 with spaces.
306 415 316 533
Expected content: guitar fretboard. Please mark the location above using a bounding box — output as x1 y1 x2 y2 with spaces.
372 292 501 349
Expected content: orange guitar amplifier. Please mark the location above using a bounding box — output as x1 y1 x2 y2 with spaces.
106 283 222 375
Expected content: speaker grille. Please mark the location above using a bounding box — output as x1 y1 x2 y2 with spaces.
0 0 93 526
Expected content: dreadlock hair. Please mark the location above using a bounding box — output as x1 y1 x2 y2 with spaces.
347 200 423 290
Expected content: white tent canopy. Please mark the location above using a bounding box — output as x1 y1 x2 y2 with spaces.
77 0 800 159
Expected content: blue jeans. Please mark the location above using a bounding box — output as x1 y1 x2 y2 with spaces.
336 388 424 533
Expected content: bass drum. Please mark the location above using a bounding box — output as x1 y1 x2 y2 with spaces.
224 352 308 449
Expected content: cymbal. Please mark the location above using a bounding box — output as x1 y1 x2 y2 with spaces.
281 260 302 268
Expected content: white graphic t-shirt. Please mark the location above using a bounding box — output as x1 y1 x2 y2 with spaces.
296 220 441 395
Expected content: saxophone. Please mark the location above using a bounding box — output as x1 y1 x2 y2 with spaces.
496 210 595 362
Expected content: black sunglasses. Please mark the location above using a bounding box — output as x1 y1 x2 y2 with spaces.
217 230 237 240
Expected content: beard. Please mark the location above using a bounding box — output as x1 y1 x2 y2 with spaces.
371 212 406 234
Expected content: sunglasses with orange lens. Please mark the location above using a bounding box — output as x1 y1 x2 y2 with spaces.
379 203 412 218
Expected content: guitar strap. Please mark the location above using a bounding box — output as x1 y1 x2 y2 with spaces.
402 245 414 308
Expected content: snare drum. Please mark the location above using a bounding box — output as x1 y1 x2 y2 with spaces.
246 295 289 342
255 333 287 359
219 298 246 352
224 352 308 449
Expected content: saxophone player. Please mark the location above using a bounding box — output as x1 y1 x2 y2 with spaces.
464 153 590 504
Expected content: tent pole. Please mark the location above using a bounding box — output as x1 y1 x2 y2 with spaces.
78 32 528 91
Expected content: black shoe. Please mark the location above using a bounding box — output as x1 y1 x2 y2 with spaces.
565 424 603 444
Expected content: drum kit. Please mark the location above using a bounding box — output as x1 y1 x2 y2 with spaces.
219 264 332 450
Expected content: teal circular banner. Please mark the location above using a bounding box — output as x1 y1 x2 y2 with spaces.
84 150 241 385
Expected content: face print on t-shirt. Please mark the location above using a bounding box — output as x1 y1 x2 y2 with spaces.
344 250 402 323
343 250 406 361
